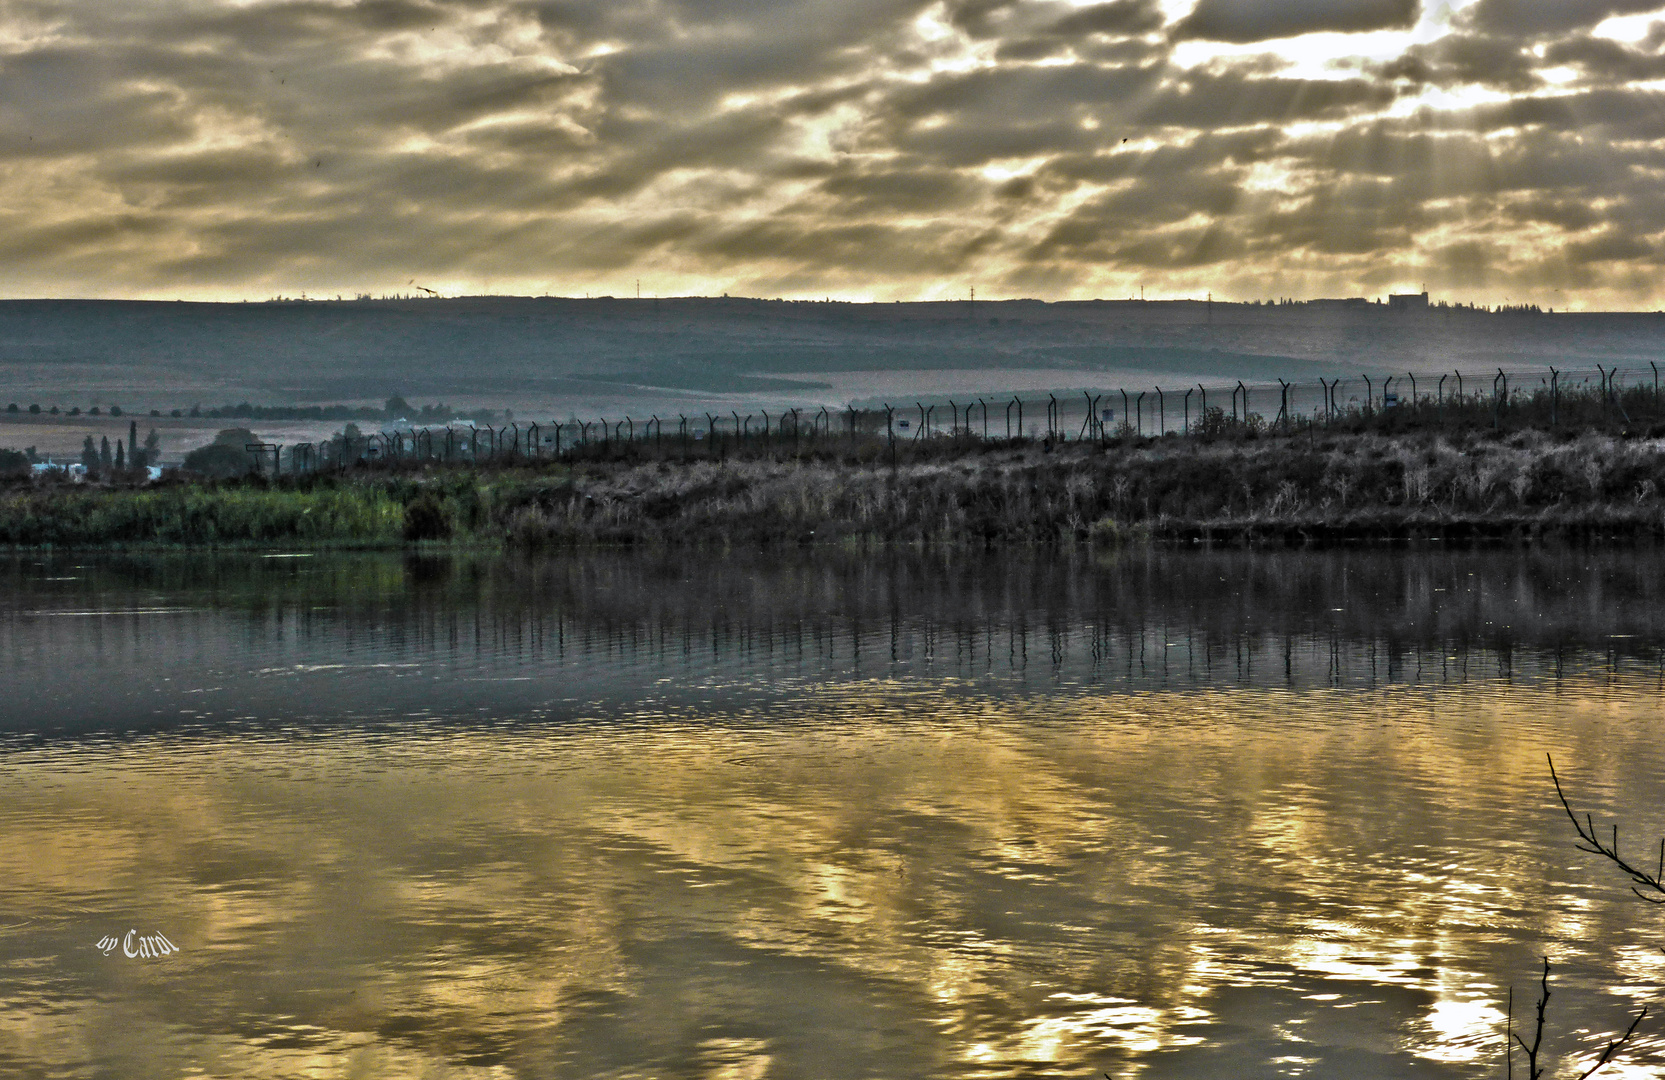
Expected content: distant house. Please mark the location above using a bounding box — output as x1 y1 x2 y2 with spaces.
1389 292 1429 312
31 461 86 480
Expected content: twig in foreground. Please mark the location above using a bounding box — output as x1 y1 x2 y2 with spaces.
1548 754 1665 905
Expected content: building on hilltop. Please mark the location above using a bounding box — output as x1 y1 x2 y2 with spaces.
1388 292 1429 312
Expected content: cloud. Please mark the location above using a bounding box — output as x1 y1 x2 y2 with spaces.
1174 0 1419 43
0 0 1661 307
1460 0 1665 39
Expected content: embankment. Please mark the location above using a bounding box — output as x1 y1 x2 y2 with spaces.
5 428 1665 548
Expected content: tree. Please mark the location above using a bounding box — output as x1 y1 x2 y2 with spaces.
99 436 112 470
115 441 125 469
385 395 412 417
181 429 259 478
143 428 161 464
80 436 98 471
28 404 39 415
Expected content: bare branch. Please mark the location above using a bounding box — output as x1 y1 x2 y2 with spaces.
1576 1005 1648 1080
1548 754 1665 904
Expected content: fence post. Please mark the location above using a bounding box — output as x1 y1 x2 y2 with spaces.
1017 397 1024 440
1407 373 1417 415
1134 391 1145 437
1493 369 1505 430
1548 368 1558 428
1155 387 1165 435
1278 380 1290 433
1119 389 1129 436
1654 361 1660 420
1198 385 1207 433
1362 375 1373 418
1182 387 1192 436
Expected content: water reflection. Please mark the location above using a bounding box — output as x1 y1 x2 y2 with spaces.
0 549 1661 735
0 551 1662 1078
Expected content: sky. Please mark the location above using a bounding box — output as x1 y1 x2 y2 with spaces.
4 0 1665 306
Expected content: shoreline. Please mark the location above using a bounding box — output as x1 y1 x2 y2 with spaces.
4 427 1665 550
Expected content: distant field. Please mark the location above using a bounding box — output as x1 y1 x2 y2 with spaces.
0 412 345 461
2 296 1664 427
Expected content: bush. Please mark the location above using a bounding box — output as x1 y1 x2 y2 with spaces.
403 494 450 540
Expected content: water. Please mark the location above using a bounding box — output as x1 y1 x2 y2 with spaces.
1 550 1663 1079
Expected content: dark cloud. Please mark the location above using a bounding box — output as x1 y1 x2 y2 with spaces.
1375 33 1539 89
995 1 1163 60
817 169 977 212
1542 35 1665 82
1137 73 1399 127
1461 0 1665 38
1174 0 1419 43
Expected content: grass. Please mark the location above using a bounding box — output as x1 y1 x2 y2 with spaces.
8 424 1665 549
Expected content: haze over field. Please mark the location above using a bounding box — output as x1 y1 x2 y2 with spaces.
2 297 1664 426
8 0 1665 307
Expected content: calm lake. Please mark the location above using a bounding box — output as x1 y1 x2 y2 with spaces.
2 549 1663 1079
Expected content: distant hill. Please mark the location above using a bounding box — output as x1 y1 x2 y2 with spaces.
2 296 1663 416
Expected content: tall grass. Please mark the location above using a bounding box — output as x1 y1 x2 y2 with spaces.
0 483 407 547
7 427 1665 548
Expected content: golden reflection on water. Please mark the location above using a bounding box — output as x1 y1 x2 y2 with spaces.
1 679 1663 1078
